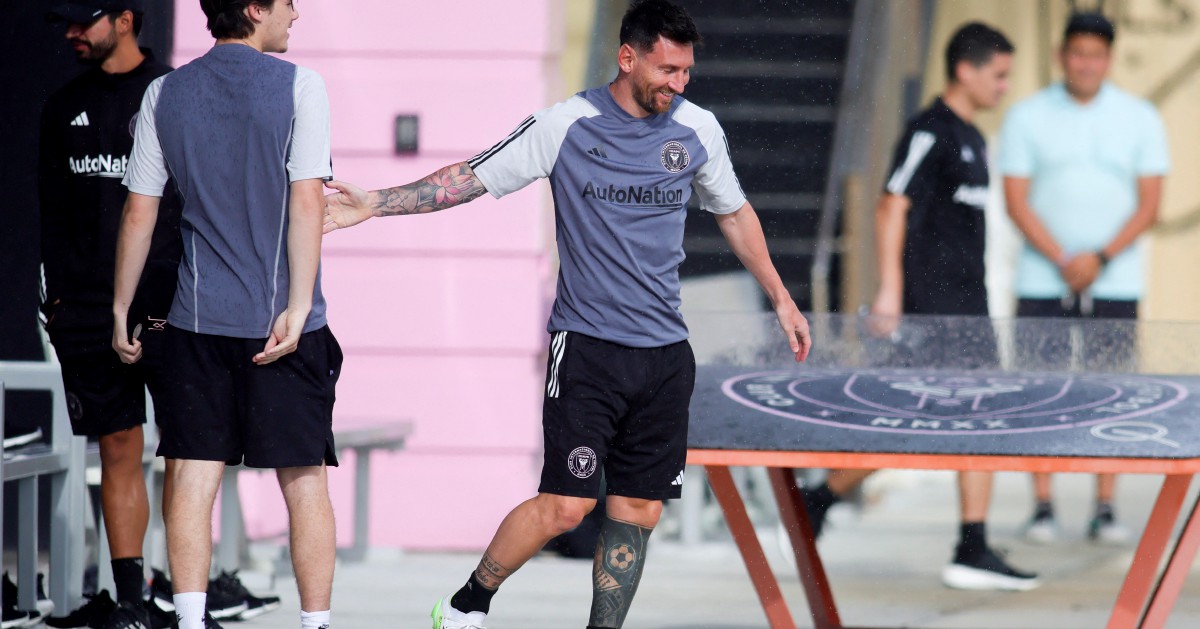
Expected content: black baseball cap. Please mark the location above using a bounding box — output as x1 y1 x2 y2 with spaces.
46 0 144 24
1064 12 1115 44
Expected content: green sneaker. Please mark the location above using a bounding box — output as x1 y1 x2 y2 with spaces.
431 596 486 629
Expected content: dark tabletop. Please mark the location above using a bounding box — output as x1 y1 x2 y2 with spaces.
689 366 1200 459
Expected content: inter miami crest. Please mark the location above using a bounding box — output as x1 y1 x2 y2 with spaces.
660 140 689 173
568 446 597 478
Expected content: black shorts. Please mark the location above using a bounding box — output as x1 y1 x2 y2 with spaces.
56 345 167 438
156 325 342 469
539 332 695 501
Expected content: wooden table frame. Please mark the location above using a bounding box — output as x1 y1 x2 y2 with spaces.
688 449 1200 629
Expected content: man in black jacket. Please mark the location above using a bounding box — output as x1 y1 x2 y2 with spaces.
38 2 179 627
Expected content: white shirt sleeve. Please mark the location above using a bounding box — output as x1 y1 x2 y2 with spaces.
470 96 599 199
673 102 747 214
123 76 169 197
287 66 333 182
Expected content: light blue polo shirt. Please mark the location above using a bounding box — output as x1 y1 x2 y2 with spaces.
999 82 1169 300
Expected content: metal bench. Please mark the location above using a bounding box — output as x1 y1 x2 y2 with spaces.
1 361 87 614
215 421 413 570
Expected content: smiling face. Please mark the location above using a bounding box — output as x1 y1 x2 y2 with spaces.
65 13 120 63
252 0 298 53
620 35 694 116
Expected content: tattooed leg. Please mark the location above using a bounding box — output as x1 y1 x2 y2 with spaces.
473 552 515 590
589 516 654 628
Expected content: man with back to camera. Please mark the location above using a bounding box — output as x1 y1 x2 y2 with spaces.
38 2 180 627
1000 12 1169 545
800 23 1041 592
322 2 812 626
113 1 339 628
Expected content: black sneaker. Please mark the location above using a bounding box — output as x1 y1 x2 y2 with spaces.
202 574 247 621
46 589 117 628
942 544 1040 591
100 600 151 629
2 605 33 629
3 571 54 617
145 598 174 629
149 570 174 614
209 571 280 621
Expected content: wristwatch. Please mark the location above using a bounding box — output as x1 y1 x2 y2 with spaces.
1096 250 1110 267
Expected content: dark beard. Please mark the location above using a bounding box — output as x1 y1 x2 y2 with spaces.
72 32 117 65
632 81 671 115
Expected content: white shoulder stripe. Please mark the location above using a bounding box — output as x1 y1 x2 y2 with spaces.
886 130 937 195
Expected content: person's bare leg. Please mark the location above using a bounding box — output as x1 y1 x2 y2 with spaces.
277 465 335 612
588 497 661 628
448 493 596 615
1032 472 1053 503
826 469 874 496
1096 473 1116 504
958 471 992 523
165 459 224 593
99 425 149 558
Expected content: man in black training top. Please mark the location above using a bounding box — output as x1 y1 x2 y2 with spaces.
39 2 179 627
802 23 1041 592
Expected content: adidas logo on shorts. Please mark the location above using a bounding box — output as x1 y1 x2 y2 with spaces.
670 470 684 486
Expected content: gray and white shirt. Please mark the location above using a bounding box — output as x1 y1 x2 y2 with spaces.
123 43 332 338
472 86 746 348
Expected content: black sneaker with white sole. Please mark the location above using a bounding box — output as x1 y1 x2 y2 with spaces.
209 571 280 621
149 569 174 614
3 571 54 617
941 544 1040 591
202 576 247 621
46 589 117 628
170 612 224 629
1 605 33 629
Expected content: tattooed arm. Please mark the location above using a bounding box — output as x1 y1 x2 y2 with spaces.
322 161 488 233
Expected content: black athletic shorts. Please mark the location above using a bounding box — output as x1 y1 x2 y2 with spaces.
56 342 168 438
156 324 342 468
539 331 695 501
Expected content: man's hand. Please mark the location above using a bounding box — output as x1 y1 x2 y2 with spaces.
1061 253 1101 293
254 307 309 365
323 180 373 234
868 287 903 337
775 299 812 362
112 312 142 364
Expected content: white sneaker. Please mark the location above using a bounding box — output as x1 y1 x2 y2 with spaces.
1089 513 1132 546
1023 513 1058 544
431 596 486 629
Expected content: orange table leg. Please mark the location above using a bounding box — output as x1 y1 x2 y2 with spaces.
1107 474 1194 629
706 465 797 629
1139 478 1200 628
767 467 843 629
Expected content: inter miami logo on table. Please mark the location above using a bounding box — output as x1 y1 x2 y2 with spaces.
722 370 1187 435
568 446 597 478
660 140 689 173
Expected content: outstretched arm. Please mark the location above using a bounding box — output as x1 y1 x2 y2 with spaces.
715 202 812 362
323 161 488 233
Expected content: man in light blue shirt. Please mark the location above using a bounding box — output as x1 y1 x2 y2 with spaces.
999 12 1169 547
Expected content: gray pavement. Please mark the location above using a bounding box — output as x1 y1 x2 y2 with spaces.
225 471 1200 628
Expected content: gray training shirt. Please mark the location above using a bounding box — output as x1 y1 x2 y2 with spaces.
123 43 333 339
471 86 746 348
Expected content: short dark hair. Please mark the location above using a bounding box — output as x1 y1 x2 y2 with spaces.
199 0 276 40
619 0 701 53
106 10 142 36
944 22 1015 82
1064 12 1115 46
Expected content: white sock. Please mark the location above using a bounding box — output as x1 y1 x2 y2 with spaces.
300 609 331 629
173 592 207 629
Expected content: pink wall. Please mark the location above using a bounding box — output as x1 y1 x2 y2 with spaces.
172 1 563 550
